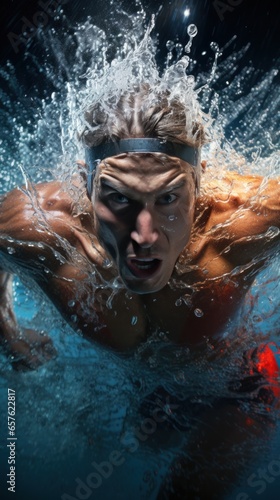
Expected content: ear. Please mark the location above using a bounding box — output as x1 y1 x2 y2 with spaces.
201 160 207 172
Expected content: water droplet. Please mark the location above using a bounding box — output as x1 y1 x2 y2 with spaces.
253 315 262 323
168 215 177 221
166 40 174 51
175 43 183 57
223 246 231 254
148 356 157 368
175 371 185 383
187 24 198 38
181 55 190 67
68 300 76 308
70 314 78 323
182 295 192 307
7 247 16 255
175 298 182 307
184 41 192 54
210 42 219 53
103 258 113 268
194 308 204 318
131 316 138 326
38 255 46 261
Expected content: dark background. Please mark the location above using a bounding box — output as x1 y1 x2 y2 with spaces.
0 0 279 70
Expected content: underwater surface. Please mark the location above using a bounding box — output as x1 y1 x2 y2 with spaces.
0 1 279 499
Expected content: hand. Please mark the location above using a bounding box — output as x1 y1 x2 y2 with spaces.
5 329 57 371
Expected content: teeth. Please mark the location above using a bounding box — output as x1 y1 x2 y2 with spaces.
132 259 156 270
134 260 154 269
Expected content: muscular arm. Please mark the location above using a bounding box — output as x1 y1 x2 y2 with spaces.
0 180 110 365
0 271 17 344
0 183 76 369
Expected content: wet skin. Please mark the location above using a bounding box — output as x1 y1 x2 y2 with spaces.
0 153 280 364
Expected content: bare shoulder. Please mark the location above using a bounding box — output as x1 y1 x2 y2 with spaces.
188 170 280 271
200 170 280 225
202 170 278 208
0 180 78 241
0 180 104 267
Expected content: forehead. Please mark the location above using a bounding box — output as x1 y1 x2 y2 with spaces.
96 153 194 193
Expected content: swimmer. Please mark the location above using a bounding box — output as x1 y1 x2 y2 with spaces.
0 85 279 370
1 83 280 498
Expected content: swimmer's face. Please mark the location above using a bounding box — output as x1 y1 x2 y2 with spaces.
93 153 197 294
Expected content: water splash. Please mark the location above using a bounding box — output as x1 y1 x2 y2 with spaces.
0 0 279 375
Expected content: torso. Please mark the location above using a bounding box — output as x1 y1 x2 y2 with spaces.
1 173 277 353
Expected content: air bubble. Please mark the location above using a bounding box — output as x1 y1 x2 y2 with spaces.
7 247 16 255
68 300 76 308
187 24 198 37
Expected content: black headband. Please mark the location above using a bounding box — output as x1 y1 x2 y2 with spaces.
86 138 200 197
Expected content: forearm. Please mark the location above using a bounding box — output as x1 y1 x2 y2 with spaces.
0 270 57 369
0 271 20 346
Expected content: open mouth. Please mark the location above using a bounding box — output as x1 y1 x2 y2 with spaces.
126 258 162 279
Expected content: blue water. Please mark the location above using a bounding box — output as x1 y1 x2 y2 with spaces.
0 263 279 499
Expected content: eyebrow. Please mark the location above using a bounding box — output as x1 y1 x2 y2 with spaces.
99 178 186 196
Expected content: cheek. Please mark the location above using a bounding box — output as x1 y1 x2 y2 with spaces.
94 200 113 223
94 203 128 252
162 205 194 245
94 203 114 239
94 202 119 234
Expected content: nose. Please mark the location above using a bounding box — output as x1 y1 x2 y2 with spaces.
130 207 159 248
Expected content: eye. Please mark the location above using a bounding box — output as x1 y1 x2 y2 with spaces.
156 193 178 205
109 192 130 205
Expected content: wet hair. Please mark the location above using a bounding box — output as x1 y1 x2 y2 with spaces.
79 83 206 149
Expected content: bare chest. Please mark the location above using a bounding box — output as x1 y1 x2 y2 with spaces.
45 267 248 351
